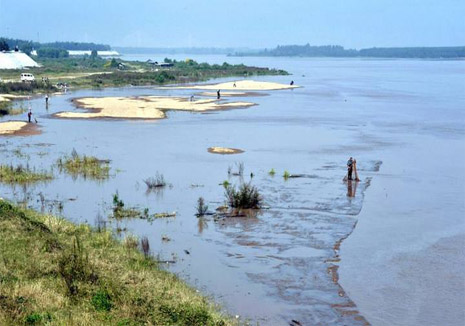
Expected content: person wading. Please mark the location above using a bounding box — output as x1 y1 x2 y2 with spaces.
217 89 221 99
347 157 354 180
27 109 32 123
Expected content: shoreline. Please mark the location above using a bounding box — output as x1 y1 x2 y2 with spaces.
0 121 41 136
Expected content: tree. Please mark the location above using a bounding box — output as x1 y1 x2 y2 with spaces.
90 49 98 59
0 39 9 51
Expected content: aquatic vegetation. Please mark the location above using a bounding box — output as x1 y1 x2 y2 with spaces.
111 192 175 221
143 172 166 189
221 180 231 188
196 197 209 217
0 164 52 183
0 200 232 325
268 168 276 176
225 182 263 209
57 149 110 180
0 102 27 116
283 170 291 180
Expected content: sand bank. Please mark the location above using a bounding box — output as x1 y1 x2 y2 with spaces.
0 121 40 136
207 147 244 155
54 96 255 120
0 94 29 102
167 80 299 91
197 91 267 97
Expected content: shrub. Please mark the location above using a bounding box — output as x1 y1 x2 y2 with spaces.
225 182 262 209
196 197 208 216
143 172 166 189
58 236 96 296
140 236 150 258
269 168 276 176
283 170 291 180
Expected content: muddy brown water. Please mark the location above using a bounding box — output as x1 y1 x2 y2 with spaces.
1 57 464 325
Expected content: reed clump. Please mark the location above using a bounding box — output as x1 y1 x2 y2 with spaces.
57 149 110 180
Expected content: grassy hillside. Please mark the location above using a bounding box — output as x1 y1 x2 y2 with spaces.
0 200 233 326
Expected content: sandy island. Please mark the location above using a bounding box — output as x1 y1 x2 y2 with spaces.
0 94 29 102
54 96 255 120
165 80 299 91
197 91 267 97
207 147 244 155
0 121 40 136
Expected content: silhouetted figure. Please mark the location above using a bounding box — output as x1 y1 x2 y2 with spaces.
290 80 294 86
347 157 353 180
190 95 194 102
45 94 49 105
233 82 236 88
27 110 32 123
217 90 221 99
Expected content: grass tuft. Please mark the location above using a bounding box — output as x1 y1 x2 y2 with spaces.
225 182 262 209
57 149 110 180
0 164 52 184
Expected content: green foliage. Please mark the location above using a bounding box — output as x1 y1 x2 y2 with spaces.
283 170 291 180
58 235 96 296
37 47 69 58
0 200 232 325
235 44 465 58
57 150 110 180
225 182 262 209
268 168 276 176
0 38 9 51
91 289 113 311
0 164 52 184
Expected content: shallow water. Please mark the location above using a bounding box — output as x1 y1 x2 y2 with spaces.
1 57 464 325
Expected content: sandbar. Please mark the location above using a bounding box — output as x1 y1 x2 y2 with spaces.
207 147 244 155
197 91 267 97
54 96 255 120
0 94 29 102
165 80 299 91
0 121 40 136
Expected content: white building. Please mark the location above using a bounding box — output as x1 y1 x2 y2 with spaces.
0 51 40 69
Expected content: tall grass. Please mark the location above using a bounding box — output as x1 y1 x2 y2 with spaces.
0 164 52 184
0 200 233 325
57 149 110 180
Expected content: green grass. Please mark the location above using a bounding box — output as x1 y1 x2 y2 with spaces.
57 151 110 180
0 164 52 184
0 200 234 326
1 56 289 93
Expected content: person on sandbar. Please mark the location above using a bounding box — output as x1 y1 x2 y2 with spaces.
27 109 32 123
217 89 221 99
347 157 354 180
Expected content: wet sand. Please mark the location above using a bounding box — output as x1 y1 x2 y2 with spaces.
0 121 40 136
168 80 299 91
197 91 268 97
54 96 255 119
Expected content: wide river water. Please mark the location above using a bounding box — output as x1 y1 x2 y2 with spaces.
1 55 464 325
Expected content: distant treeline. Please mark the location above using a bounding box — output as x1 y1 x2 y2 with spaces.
0 37 111 54
232 44 465 58
115 46 251 55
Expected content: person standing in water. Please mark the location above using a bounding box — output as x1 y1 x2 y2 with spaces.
45 94 49 105
290 80 294 85
217 89 221 99
347 157 354 180
27 109 32 123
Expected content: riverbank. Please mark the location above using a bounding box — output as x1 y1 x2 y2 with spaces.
0 200 233 326
0 57 289 95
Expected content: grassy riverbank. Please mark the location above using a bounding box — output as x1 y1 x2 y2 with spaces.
0 200 233 326
0 56 288 94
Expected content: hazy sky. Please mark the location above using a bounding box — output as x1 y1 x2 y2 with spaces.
1 0 464 48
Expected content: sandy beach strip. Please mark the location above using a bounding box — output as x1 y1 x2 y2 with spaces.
54 96 255 120
0 94 30 102
197 91 267 97
164 80 299 91
207 147 244 155
0 121 40 136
